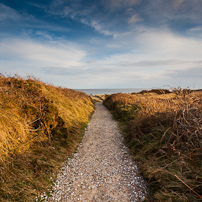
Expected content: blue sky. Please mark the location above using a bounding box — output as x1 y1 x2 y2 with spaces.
0 0 202 89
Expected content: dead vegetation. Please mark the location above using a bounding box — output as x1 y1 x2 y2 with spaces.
0 74 94 201
104 89 202 202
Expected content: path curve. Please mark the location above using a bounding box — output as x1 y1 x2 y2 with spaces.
49 102 147 201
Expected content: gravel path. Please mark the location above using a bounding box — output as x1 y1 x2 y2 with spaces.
48 102 147 201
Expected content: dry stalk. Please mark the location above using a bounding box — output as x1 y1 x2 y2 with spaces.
174 175 202 199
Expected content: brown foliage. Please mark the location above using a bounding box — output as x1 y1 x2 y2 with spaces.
104 90 202 202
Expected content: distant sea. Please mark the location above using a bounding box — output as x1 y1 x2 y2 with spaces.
75 88 151 95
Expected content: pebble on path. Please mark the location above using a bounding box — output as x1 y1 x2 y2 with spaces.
47 102 147 202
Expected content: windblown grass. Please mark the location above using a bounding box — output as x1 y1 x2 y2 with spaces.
0 74 94 201
104 89 202 202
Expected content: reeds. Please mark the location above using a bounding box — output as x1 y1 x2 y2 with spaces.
104 89 202 201
0 74 94 201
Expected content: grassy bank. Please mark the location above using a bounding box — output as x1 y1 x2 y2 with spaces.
0 75 94 201
104 89 202 202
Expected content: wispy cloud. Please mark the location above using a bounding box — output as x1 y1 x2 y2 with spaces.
79 18 115 37
0 37 86 75
0 3 71 37
187 26 202 38
0 4 21 22
127 13 143 24
172 0 185 9
45 0 142 37
165 66 202 78
101 0 141 10
141 0 202 27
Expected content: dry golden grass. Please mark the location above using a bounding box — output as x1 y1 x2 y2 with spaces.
0 74 94 201
104 89 202 202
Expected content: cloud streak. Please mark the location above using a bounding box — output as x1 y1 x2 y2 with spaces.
101 0 140 9
0 37 87 82
0 4 21 22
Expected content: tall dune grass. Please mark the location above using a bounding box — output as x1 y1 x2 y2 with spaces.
104 89 202 201
0 74 94 201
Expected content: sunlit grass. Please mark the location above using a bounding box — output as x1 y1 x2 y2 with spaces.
0 74 94 201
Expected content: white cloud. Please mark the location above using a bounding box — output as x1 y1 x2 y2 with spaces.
77 27 202 88
102 0 140 9
136 28 184 50
1 29 202 89
172 0 185 9
187 26 202 38
127 14 143 24
0 38 85 68
79 18 118 37
35 31 53 40
165 66 202 78
90 26 202 59
0 37 90 88
90 20 114 36
86 60 95 63
0 37 87 84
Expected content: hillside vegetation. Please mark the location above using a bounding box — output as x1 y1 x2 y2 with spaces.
0 75 94 201
104 89 202 202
